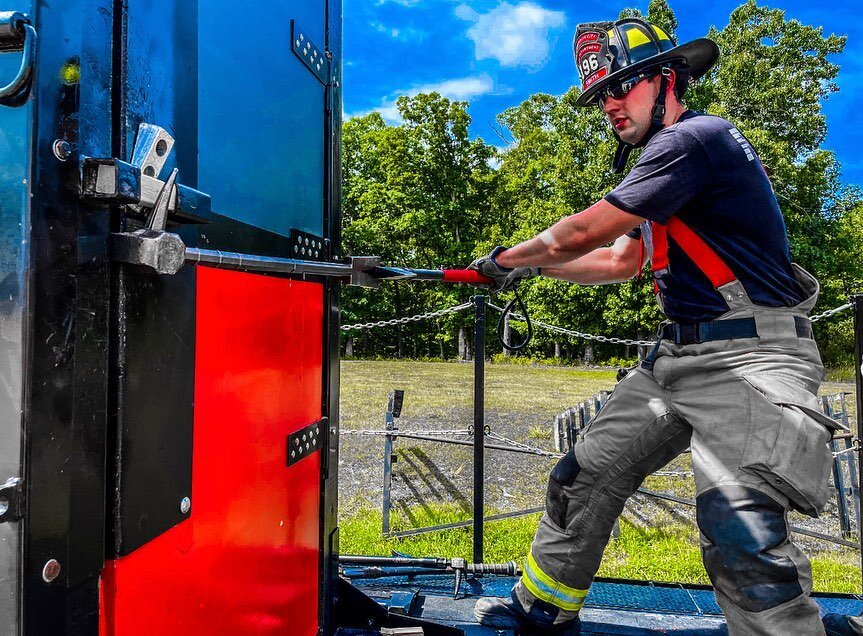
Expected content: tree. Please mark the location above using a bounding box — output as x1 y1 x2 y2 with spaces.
341 94 499 358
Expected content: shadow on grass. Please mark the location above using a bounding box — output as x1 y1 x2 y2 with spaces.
395 447 472 529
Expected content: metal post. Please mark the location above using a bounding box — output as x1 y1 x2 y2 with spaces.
473 295 486 564
382 391 397 535
852 295 863 591
825 396 852 537
841 393 862 533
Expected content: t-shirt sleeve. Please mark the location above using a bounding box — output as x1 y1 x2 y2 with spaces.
604 128 712 224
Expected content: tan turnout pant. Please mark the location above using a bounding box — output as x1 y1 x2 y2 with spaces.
518 267 839 635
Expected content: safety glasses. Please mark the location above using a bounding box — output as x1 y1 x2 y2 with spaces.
597 72 656 105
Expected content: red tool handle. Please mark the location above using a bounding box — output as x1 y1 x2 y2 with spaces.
441 269 493 285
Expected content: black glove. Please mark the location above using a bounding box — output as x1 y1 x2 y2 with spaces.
468 246 540 292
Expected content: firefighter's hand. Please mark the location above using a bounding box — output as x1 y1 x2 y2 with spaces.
468 247 539 292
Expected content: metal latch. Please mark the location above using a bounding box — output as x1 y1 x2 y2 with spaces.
0 477 24 523
80 123 212 224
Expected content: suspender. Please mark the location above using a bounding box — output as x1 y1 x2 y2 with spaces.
649 218 741 303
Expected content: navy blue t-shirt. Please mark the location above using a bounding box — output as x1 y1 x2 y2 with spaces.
604 111 804 322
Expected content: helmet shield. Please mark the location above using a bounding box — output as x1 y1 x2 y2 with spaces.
574 23 614 94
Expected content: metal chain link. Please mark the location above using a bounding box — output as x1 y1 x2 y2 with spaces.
342 297 852 341
341 429 472 437
490 300 856 345
341 301 473 332
487 302 654 346
811 302 853 323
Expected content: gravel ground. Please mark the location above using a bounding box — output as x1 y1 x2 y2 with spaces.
339 360 859 558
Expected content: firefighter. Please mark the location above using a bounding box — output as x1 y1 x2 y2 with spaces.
469 17 838 636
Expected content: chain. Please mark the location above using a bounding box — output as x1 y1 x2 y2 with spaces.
811 302 853 323
341 429 472 437
341 302 473 332
490 300 855 344
485 431 563 458
487 302 654 346
832 438 860 458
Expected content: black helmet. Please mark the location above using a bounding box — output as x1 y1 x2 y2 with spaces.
573 18 719 172
574 18 719 107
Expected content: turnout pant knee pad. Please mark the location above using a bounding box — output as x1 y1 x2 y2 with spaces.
696 485 803 612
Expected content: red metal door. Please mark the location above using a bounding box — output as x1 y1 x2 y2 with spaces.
100 268 323 635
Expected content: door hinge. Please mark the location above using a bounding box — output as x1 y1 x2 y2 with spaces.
0 477 24 523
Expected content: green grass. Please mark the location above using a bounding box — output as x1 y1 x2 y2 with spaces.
527 425 551 440
340 359 617 430
339 504 862 594
339 360 860 595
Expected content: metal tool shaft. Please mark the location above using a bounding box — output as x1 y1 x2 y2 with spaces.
185 247 353 277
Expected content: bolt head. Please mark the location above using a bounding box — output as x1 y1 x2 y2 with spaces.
42 559 61 583
180 497 191 515
52 139 72 161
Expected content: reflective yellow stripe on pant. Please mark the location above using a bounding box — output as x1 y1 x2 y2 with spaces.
521 552 589 612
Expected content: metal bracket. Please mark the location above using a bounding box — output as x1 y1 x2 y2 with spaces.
79 123 212 224
287 418 327 467
289 228 328 262
291 20 329 85
0 477 24 523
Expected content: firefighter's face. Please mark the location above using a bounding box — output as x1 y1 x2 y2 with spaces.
600 75 662 145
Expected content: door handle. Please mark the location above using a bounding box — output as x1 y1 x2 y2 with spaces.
0 12 35 107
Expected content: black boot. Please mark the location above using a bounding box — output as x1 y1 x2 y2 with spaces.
823 613 863 636
474 589 580 634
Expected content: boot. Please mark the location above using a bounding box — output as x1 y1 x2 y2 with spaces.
474 588 581 634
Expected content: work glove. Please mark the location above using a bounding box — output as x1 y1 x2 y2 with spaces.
468 246 540 293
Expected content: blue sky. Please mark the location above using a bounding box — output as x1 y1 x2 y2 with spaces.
344 0 863 188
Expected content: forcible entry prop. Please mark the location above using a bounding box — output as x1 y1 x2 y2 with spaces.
81 124 496 288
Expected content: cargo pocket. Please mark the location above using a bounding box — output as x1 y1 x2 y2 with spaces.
546 450 581 529
740 372 841 517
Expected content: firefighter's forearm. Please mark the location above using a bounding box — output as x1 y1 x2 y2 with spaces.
494 200 643 269
543 248 633 284
495 227 588 268
543 235 644 284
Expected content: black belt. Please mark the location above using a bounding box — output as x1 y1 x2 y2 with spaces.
661 316 813 345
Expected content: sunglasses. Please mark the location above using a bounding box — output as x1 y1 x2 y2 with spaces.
597 72 657 105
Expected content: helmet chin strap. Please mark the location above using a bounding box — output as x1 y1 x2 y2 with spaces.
611 66 671 174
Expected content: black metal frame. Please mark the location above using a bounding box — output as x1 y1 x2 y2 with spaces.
22 2 115 633
319 1 342 633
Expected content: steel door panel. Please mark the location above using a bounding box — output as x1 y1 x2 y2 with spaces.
0 5 31 631
199 1 327 236
100 269 322 636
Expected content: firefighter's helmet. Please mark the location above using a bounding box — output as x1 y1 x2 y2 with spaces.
574 18 719 107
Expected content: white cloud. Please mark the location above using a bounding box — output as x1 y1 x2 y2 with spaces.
456 1 566 68
349 75 496 124
369 20 428 42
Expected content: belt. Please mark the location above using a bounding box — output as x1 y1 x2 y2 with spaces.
661 316 813 345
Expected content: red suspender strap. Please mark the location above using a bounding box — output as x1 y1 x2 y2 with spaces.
651 222 669 272
650 217 737 289
651 222 669 295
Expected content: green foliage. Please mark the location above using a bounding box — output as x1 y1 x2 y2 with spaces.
341 2 862 365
